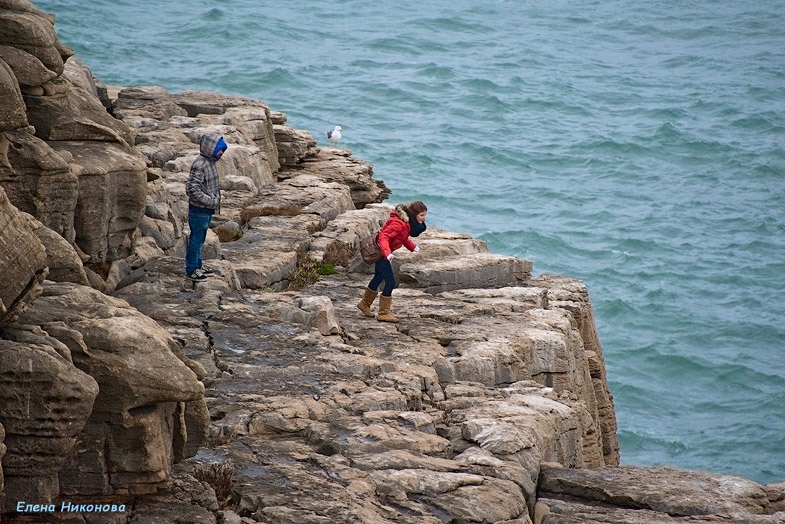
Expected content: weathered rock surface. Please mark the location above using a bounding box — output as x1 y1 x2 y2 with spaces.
0 336 98 501
22 209 89 285
69 79 620 522
537 463 785 523
0 3 146 269
3 282 207 503
0 422 5 509
0 0 71 78
0 2 783 523
0 57 28 129
0 337 98 505
0 128 78 243
0 185 48 324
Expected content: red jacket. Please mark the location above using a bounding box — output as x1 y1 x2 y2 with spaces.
377 205 417 258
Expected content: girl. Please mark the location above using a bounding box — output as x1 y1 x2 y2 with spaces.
357 201 427 322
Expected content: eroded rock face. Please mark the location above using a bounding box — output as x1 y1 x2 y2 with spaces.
11 282 207 496
0 43 57 88
0 128 77 242
0 2 147 267
105 240 619 522
0 338 98 507
0 0 71 79
1 129 147 266
55 140 147 263
0 58 27 130
0 423 5 512
21 209 89 285
0 185 47 324
24 78 136 145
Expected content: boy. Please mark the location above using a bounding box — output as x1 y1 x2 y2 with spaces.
185 132 226 281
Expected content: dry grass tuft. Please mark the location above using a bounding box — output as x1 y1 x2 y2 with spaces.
193 463 235 507
322 241 356 267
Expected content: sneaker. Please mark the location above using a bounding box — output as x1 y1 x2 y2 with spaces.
199 266 216 276
187 268 207 282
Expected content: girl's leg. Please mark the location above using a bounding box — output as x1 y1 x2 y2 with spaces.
369 258 393 291
377 259 396 296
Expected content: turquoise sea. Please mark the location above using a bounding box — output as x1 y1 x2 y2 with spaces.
36 0 785 484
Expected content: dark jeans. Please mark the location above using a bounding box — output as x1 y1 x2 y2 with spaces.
369 258 396 296
185 206 214 274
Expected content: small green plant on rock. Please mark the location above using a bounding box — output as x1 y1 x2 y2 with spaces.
234 223 248 241
287 251 338 290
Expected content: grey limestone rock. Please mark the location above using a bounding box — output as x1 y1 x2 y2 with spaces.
537 464 785 523
12 282 208 496
0 338 98 507
0 185 47 324
0 58 28 130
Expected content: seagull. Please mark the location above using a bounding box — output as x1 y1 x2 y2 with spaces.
327 125 342 146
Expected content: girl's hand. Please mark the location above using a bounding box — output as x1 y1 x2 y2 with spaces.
386 254 395 261
413 246 420 253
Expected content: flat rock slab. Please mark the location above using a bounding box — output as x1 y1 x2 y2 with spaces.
398 253 533 293
539 464 780 520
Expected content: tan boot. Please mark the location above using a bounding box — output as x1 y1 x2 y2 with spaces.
376 295 399 323
357 287 378 317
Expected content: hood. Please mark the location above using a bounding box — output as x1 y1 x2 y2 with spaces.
199 133 227 160
391 204 409 223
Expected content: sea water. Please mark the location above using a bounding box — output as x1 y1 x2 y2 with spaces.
36 0 785 484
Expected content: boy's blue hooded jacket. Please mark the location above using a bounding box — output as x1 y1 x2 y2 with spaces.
186 133 226 211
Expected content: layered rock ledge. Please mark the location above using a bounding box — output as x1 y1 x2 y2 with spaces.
1 1 784 523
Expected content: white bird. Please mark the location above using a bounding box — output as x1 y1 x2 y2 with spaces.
327 125 342 146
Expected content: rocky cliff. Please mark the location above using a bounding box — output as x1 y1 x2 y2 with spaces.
0 1 783 523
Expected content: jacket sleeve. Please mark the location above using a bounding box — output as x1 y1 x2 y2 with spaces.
186 162 217 208
377 222 395 258
378 219 416 257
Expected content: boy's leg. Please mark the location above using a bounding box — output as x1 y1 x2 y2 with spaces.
186 210 212 275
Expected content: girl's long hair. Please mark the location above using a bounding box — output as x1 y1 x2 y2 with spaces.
405 200 427 218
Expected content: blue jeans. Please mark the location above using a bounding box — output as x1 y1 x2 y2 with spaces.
186 207 214 274
369 258 396 296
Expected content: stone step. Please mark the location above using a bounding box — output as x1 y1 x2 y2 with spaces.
397 252 533 294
